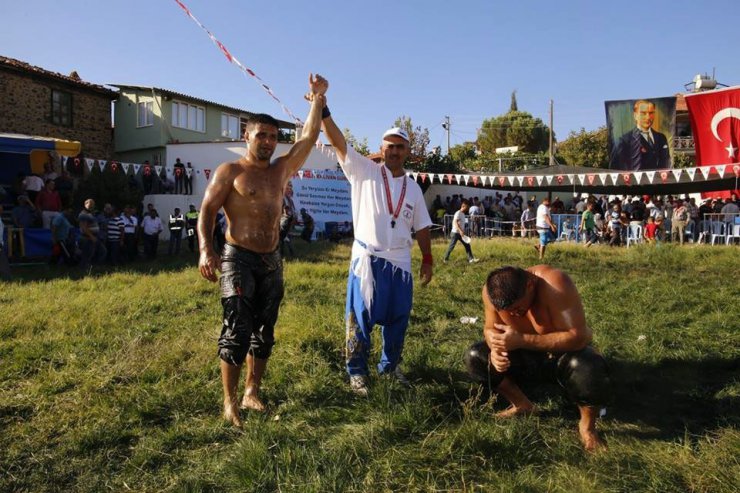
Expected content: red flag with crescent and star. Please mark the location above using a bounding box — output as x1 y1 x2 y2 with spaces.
685 86 740 197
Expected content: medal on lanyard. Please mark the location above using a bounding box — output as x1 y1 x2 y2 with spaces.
381 166 406 228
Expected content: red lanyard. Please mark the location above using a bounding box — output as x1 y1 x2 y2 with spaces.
381 166 406 228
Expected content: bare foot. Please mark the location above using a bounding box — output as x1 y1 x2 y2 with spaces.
496 405 536 418
579 422 607 452
240 393 267 412
223 399 243 428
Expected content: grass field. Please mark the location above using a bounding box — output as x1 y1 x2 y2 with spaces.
1 237 738 492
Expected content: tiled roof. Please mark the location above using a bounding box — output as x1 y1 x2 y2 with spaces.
110 84 296 129
0 55 117 97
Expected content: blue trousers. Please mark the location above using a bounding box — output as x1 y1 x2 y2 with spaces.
345 256 413 376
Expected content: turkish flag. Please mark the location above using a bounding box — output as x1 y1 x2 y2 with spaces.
685 86 740 197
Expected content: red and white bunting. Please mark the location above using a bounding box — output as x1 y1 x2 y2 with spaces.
133 164 141 174
673 169 684 181
420 173 428 183
577 174 586 185
645 171 656 184
686 168 697 181
298 170 305 179
556 175 565 185
172 0 303 125
516 176 524 186
566 174 574 184
734 164 740 177
481 175 489 187
526 176 534 187
122 163 130 174
85 158 95 172
98 160 107 172
587 174 596 185
609 173 620 185
204 169 211 180
599 173 608 185
155 165 163 176
508 176 516 186
186 168 193 177
622 173 632 185
633 171 643 184
716 164 726 178
411 172 419 182
462 175 469 185
536 175 544 186
472 175 479 186
454 174 462 184
498 176 506 187
546 175 554 185
435 173 443 183
699 167 710 180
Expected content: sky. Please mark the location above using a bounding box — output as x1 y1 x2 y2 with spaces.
3 0 740 153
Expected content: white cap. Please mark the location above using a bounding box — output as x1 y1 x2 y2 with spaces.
382 127 410 142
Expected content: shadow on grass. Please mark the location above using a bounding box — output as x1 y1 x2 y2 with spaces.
608 356 739 439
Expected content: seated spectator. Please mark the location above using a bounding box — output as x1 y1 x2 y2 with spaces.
22 173 44 203
12 195 38 228
644 216 658 245
35 179 62 228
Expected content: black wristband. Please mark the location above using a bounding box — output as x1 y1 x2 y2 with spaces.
321 105 331 119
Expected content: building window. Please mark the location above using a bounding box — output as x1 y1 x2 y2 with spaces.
221 113 240 139
137 100 153 127
172 101 205 132
51 90 72 127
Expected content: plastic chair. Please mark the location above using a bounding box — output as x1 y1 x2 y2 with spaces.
626 224 643 247
726 224 740 245
710 222 726 245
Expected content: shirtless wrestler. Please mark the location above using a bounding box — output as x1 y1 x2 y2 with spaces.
198 74 328 427
464 265 612 451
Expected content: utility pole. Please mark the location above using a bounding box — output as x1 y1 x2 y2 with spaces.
442 115 451 155
549 99 554 166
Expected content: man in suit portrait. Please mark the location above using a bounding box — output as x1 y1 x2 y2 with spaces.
609 100 670 170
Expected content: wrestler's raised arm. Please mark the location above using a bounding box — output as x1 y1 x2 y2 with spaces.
278 73 328 175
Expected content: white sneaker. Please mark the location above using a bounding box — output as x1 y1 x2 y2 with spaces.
349 375 369 396
469 258 480 264
392 367 412 387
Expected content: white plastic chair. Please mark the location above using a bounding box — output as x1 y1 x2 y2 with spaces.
626 224 643 247
726 224 740 245
710 222 726 245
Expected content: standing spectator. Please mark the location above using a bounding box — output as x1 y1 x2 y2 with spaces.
121 205 139 261
50 207 75 265
168 207 185 255
12 195 38 228
550 196 564 214
141 209 163 259
535 197 557 259
720 197 739 219
300 208 314 242
520 201 536 237
141 208 164 260
22 173 44 203
0 205 11 280
78 199 106 274
184 162 194 195
608 204 622 247
579 201 598 247
279 204 295 257
671 200 689 244
105 205 124 265
35 180 62 228
54 169 74 208
173 158 186 194
443 199 479 263
185 204 199 252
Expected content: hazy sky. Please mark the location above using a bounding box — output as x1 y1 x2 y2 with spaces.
3 0 739 152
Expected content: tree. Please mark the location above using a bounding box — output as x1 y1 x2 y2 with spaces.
672 152 695 169
509 90 518 112
342 128 370 156
477 111 551 154
73 166 143 211
556 126 609 168
448 142 477 167
393 115 430 162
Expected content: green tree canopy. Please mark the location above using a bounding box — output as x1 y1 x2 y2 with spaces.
477 110 551 154
393 115 430 163
556 126 608 168
342 128 370 156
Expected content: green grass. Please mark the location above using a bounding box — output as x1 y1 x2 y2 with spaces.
1 238 738 492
